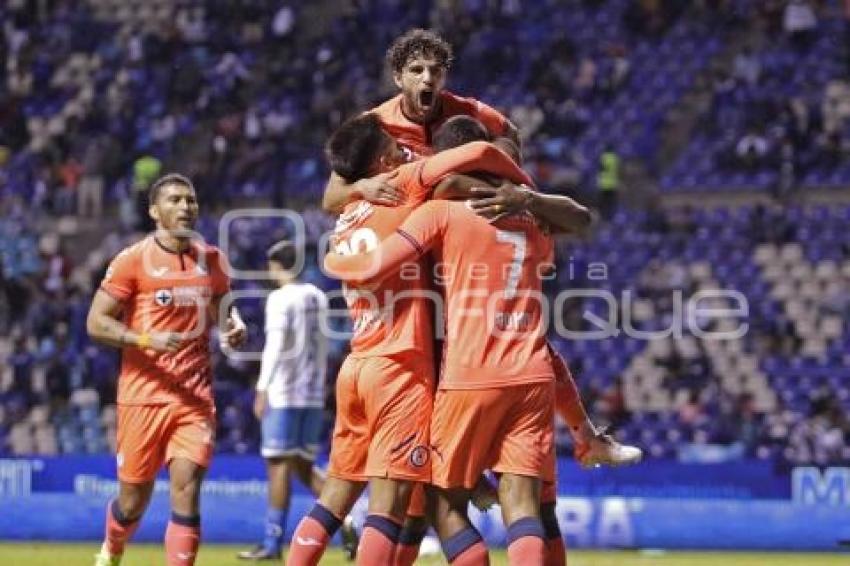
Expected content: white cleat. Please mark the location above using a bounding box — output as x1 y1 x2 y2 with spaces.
576 431 643 469
418 535 441 557
93 544 122 566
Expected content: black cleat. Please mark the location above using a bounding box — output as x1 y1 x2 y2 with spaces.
340 515 358 561
236 545 281 560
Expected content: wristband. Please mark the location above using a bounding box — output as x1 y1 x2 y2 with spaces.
118 331 126 346
137 333 152 348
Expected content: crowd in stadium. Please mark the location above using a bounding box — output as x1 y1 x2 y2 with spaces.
1 0 849 468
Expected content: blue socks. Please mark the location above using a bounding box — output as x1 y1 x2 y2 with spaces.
263 507 287 552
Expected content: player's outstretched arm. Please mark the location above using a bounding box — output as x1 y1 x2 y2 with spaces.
86 290 183 352
322 171 403 213
420 141 533 189
324 232 419 286
324 201 447 285
470 185 594 235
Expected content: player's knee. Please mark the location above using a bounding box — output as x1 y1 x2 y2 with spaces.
498 475 540 523
318 477 364 518
367 478 415 518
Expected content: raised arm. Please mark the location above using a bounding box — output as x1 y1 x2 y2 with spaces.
435 173 593 235
420 141 533 188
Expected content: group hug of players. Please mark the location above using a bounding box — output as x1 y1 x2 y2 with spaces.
87 29 640 566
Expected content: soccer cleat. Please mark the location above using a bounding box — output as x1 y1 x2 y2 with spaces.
575 430 643 469
236 545 281 560
418 535 441 557
340 515 358 561
93 548 122 566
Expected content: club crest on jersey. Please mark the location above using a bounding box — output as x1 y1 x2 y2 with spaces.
154 289 173 306
410 445 429 468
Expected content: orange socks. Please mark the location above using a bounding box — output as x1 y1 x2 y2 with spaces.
164 513 200 566
103 499 140 556
357 515 401 566
506 517 545 566
285 503 342 566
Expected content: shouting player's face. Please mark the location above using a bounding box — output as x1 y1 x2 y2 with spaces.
149 183 199 234
394 56 447 123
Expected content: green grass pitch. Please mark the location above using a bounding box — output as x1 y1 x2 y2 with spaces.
1 544 848 566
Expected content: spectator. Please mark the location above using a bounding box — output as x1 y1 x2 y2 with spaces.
735 129 769 170
732 46 761 86
784 0 818 51
596 144 621 218
131 153 162 231
77 136 107 218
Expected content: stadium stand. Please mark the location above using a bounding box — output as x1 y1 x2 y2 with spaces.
1 0 848 469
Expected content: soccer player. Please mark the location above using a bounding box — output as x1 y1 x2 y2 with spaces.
237 241 330 561
324 185 559 565
286 113 533 566
87 173 246 566
321 28 520 213
322 28 639 476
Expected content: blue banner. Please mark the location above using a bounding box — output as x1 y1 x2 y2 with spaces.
1 457 849 550
0 456 793 499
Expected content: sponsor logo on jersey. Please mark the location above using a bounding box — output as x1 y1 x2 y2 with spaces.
154 289 173 306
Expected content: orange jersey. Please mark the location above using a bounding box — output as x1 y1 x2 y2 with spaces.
334 141 530 358
371 91 509 157
325 200 555 389
99 236 230 406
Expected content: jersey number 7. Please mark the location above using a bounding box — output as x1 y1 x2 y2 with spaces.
496 230 526 299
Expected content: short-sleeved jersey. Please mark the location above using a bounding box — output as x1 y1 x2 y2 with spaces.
332 142 533 359
371 91 508 158
326 200 555 390
259 284 329 408
99 236 230 407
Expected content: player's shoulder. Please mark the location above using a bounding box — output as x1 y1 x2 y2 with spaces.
336 200 375 233
370 95 403 121
301 283 328 303
109 236 150 266
194 240 225 262
440 90 483 114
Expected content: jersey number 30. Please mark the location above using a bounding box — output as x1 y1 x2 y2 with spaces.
335 227 379 256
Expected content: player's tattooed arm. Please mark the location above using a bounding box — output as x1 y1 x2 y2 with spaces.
322 171 403 213
86 290 184 352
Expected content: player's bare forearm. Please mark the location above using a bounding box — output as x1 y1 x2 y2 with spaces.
422 141 532 188
528 192 594 235
433 173 498 200
86 290 139 348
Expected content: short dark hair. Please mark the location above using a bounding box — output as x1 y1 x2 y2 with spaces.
267 240 297 271
386 29 453 74
148 173 194 205
325 113 386 182
433 115 490 152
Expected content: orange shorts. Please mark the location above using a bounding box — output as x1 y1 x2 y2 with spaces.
116 403 215 483
541 419 558 503
327 352 433 483
430 382 554 490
